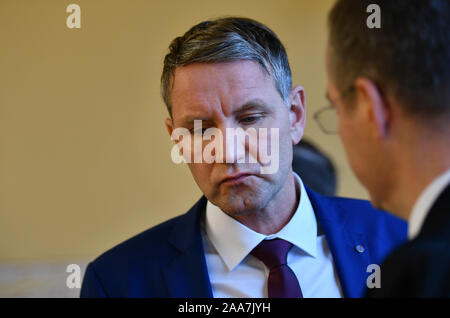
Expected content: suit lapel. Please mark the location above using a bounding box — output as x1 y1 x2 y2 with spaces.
161 189 380 298
306 187 372 298
162 197 213 297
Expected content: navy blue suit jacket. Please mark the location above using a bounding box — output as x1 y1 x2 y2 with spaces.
80 187 406 298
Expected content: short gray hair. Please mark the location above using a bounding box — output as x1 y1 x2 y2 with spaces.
161 17 292 118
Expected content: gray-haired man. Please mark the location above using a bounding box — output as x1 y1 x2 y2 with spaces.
81 17 406 298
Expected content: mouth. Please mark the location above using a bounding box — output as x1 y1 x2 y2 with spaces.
220 173 254 185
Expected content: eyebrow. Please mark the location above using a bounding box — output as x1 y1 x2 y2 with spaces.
178 99 273 126
181 117 214 127
232 99 272 116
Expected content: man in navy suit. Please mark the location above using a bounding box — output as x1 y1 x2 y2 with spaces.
325 0 450 296
80 17 406 298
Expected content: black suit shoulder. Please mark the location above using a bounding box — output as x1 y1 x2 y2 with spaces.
367 236 450 297
367 184 450 298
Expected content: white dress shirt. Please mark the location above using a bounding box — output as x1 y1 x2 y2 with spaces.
408 168 450 240
201 172 343 298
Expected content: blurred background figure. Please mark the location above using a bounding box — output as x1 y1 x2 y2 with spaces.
292 139 337 196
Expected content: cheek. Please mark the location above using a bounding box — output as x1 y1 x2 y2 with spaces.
339 118 375 188
262 116 292 171
187 163 212 191
338 118 350 147
339 119 360 164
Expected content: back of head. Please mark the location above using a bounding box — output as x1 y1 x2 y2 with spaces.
328 0 450 120
161 17 292 118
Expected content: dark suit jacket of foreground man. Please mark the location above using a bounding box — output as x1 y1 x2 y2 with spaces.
367 185 450 297
80 186 406 298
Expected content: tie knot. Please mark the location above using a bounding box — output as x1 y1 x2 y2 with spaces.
250 238 293 270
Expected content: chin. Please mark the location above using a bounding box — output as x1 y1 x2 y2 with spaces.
369 199 383 210
222 199 262 216
213 192 269 217
368 192 386 211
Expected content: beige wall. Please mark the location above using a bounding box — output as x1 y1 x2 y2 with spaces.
0 0 369 262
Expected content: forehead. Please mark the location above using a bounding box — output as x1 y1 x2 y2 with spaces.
170 60 282 123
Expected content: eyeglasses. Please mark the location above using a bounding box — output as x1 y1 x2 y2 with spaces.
314 85 355 134
313 105 338 134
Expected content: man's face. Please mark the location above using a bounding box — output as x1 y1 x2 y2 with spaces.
166 60 304 216
325 47 391 209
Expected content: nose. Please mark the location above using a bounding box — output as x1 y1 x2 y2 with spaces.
221 126 246 164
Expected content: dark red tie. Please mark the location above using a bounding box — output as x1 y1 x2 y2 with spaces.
250 238 303 298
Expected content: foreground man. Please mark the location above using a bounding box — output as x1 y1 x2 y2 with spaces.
326 0 450 296
81 17 405 298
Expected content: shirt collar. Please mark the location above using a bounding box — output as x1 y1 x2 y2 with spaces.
205 172 318 272
408 168 450 240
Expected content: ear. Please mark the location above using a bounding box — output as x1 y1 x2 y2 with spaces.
354 77 390 140
165 117 191 162
165 117 174 137
288 85 306 145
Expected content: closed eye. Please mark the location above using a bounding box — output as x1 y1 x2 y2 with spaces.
191 127 210 134
239 115 264 125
